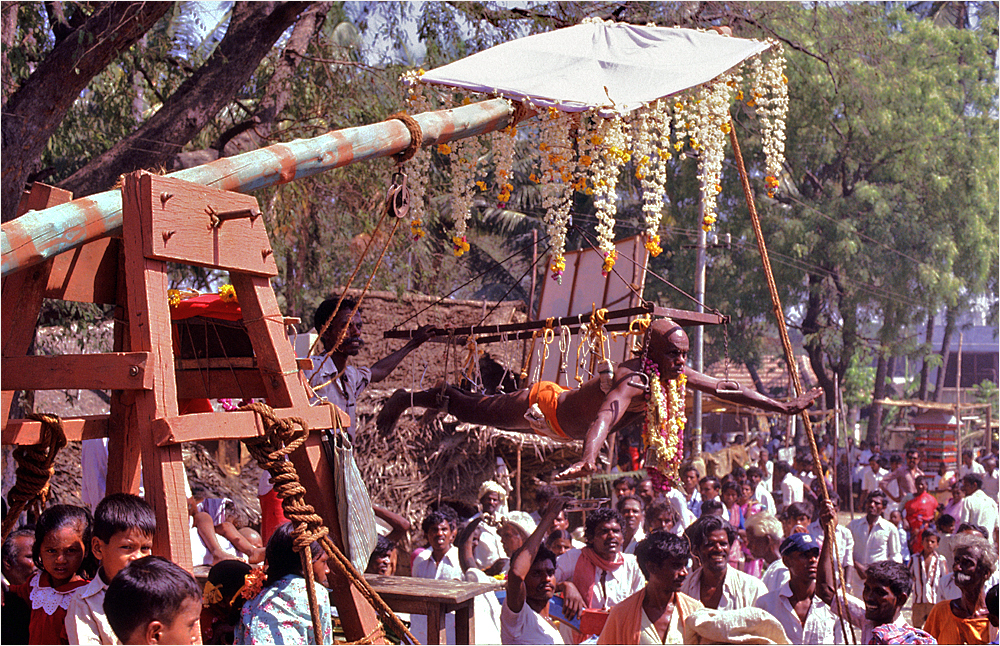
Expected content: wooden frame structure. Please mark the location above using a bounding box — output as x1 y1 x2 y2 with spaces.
2 176 383 642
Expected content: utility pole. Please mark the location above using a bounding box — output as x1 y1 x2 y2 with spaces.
692 202 707 456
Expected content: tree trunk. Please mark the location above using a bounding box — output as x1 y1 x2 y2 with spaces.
1 2 171 222
59 2 310 198
801 272 836 407
746 362 767 394
918 311 935 400
933 306 956 401
221 2 334 156
869 351 889 446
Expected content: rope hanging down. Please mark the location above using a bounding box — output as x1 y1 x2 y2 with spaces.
1 413 66 542
729 120 856 644
240 403 421 645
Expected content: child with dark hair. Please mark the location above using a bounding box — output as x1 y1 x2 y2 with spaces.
66 493 156 644
201 560 254 645
366 535 396 576
503 496 570 644
104 556 201 645
8 504 91 644
909 529 946 628
236 522 332 645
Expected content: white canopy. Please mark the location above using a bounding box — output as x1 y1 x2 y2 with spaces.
420 21 771 114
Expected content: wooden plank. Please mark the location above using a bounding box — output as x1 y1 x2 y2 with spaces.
122 171 193 571
142 175 278 276
2 352 152 391
176 357 257 370
2 415 110 444
2 184 75 423
2 98 515 277
107 241 143 496
175 368 268 401
44 237 119 304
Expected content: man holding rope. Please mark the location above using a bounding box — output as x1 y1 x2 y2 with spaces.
377 317 821 480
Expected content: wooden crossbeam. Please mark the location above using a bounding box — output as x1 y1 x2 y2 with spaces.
383 304 726 343
3 415 110 444
152 404 348 446
2 352 152 391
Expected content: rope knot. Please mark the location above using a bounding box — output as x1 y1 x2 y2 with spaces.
2 413 67 541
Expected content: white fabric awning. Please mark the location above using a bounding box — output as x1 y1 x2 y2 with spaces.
420 21 771 114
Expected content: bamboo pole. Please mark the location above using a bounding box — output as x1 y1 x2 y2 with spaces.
729 121 857 644
2 98 516 277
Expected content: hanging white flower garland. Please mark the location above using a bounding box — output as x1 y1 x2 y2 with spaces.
403 31 788 274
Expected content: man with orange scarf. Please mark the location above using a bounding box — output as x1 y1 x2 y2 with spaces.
554 508 644 643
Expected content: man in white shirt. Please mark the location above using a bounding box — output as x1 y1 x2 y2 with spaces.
746 512 789 590
704 432 725 454
776 461 804 511
554 508 645 642
680 465 702 517
958 449 986 478
847 491 902 596
959 473 1000 543
982 457 999 501
473 480 509 571
680 515 766 610
862 455 888 501
747 466 776 515
754 532 840 644
807 493 854 592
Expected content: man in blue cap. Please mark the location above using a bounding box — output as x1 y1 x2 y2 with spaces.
754 532 840 644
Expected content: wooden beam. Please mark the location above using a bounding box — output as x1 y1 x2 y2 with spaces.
2 183 74 422
2 352 152 391
152 404 349 446
3 415 110 444
874 398 994 412
174 368 268 401
3 99 515 277
44 236 120 304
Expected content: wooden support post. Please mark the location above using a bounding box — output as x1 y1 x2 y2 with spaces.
120 172 192 568
2 184 73 423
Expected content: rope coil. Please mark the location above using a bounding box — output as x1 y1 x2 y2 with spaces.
239 403 420 645
389 112 423 164
1 413 66 542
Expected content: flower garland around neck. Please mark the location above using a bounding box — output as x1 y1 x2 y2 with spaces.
641 357 687 490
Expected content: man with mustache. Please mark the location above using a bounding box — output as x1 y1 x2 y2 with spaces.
923 533 996 645
598 531 702 644
754 532 839 644
554 508 644 642
308 297 434 437
816 499 936 644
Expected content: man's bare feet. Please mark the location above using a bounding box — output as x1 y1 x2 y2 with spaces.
552 460 597 481
377 389 412 434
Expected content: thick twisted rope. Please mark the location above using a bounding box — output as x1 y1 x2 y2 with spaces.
2 413 66 542
389 112 423 164
240 403 419 645
729 122 856 644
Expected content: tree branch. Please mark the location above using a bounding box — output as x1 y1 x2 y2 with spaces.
59 1 311 198
1 1 171 222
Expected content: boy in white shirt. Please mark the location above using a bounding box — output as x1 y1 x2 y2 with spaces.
66 494 156 645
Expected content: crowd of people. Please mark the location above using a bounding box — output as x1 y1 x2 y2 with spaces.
2 298 999 645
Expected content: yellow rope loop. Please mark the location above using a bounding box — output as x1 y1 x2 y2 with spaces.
543 318 555 345
461 335 481 384
2 413 67 542
343 624 385 645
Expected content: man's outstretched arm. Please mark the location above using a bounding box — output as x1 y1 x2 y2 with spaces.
369 325 435 383
684 368 822 415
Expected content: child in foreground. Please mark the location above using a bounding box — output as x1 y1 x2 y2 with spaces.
66 493 156 644
103 556 201 645
8 504 92 644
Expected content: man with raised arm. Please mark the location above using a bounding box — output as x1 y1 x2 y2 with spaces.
378 318 820 480
501 496 571 644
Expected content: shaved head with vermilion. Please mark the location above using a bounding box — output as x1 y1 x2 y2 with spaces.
647 318 689 379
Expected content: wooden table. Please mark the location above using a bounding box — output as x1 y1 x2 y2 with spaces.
364 574 502 644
